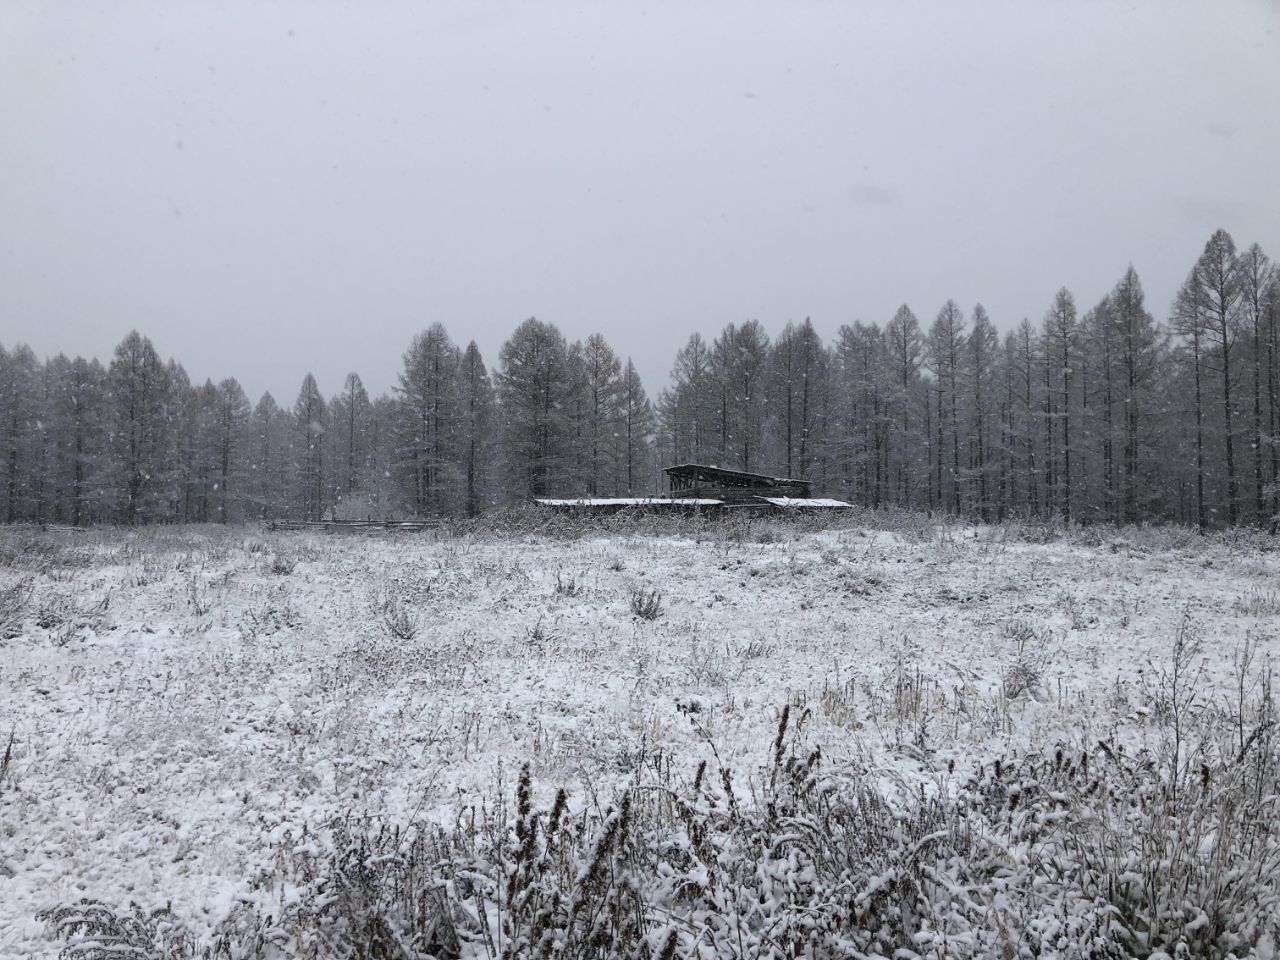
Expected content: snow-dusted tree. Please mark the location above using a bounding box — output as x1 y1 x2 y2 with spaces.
365 395 400 516
1172 271 1209 531
614 358 655 494
107 331 174 524
248 392 290 519
397 324 461 516
214 378 251 522
293 373 327 520
458 341 495 516
56 356 107 525
0 344 40 522
927 301 967 514
659 333 716 469
1042 289 1079 519
1238 243 1272 521
1085 298 1118 522
330 372 372 511
1107 267 1164 522
498 318 571 500
833 322 888 506
578 334 623 496
768 318 827 481
995 331 1021 519
715 319 770 472
968 304 998 519
1190 229 1244 524
189 379 222 522
885 305 924 506
1267 275 1280 516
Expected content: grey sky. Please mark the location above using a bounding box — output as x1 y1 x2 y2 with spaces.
2 1 1278 404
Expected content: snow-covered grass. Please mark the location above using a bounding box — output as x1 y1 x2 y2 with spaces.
1 519 1278 958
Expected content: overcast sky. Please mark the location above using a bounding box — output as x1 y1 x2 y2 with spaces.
2 1 1278 402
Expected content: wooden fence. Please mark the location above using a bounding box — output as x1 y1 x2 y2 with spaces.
264 519 439 533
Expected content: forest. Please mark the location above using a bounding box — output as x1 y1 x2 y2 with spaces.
1 228 1277 529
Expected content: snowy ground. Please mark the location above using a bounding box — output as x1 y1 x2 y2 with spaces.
1 520 1277 956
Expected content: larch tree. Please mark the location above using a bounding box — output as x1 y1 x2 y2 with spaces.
615 358 655 495
768 318 826 481
293 373 327 521
397 324 461 516
498 317 571 500
215 378 251 522
1043 288 1079 519
0 344 40 522
885 305 923 506
249 392 289 519
1238 243 1272 521
1172 272 1209 531
660 333 716 467
969 304 998 519
107 331 174 524
1108 267 1163 523
331 372 372 510
459 341 495 516
58 356 106 526
580 334 623 496
1267 274 1280 516
731 319 770 472
1191 229 1244 524
927 301 967 514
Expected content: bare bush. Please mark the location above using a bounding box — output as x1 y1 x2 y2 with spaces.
553 570 582 596
269 552 296 576
381 595 419 641
1002 619 1049 700
629 587 662 620
0 730 13 790
39 899 195 960
0 579 32 639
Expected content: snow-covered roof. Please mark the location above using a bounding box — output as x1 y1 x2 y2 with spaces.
534 497 724 507
755 497 852 509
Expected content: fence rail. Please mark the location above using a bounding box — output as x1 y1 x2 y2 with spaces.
264 519 439 533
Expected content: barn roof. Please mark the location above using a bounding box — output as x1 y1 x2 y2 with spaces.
663 464 809 486
534 497 723 507
754 497 852 509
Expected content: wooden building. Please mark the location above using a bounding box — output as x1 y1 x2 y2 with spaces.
533 464 851 514
664 464 812 503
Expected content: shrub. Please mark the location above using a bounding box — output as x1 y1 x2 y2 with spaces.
381 596 419 641
0 579 32 639
39 900 195 960
269 552 296 576
554 570 582 596
629 586 662 620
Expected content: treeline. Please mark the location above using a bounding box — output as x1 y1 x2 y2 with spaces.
0 228 1277 527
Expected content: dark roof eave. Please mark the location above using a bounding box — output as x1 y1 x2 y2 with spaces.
663 463 809 486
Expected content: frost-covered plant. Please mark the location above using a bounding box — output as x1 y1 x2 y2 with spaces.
37 899 195 960
0 578 32 639
1002 619 1048 700
381 595 419 641
525 617 563 647
239 597 301 639
554 570 582 596
268 552 296 576
0 730 13 791
629 587 662 621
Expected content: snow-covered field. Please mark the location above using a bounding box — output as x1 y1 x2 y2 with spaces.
2 519 1278 958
